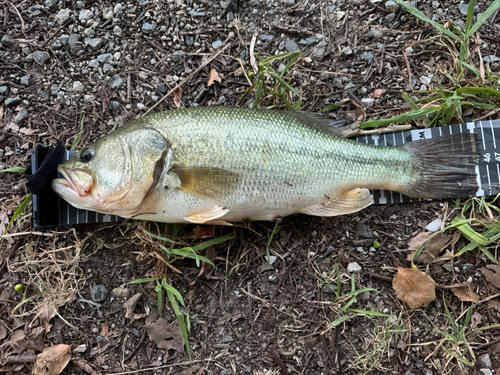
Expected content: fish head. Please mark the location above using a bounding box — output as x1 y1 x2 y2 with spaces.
52 127 169 216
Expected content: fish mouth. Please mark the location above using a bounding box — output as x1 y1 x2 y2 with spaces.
56 167 93 197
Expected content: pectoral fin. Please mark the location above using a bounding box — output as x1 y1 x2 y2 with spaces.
183 205 230 224
172 167 239 199
302 188 373 216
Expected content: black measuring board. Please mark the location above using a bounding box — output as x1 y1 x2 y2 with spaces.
354 120 500 205
31 120 500 227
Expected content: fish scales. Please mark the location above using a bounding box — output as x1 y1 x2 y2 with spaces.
52 107 480 223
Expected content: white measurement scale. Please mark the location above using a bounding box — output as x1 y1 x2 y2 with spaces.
29 120 499 227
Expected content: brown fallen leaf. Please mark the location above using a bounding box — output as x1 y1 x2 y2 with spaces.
173 85 182 108
145 312 184 352
392 267 436 308
488 299 500 312
101 321 109 342
482 265 500 290
410 233 451 264
207 68 222 86
32 344 71 375
447 283 479 302
407 231 433 250
38 301 57 333
124 293 142 319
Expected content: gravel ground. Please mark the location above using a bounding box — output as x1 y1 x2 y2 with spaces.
1 0 500 374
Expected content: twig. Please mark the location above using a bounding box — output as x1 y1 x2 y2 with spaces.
4 1 24 31
4 354 37 364
146 38 231 113
105 359 211 375
402 49 413 89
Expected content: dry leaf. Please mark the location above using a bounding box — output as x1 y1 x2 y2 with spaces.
207 68 222 86
33 344 71 375
482 265 500 290
488 299 500 312
173 85 182 108
372 89 385 98
407 231 433 250
145 312 184 352
392 267 436 308
414 234 451 264
470 311 482 329
38 301 57 333
124 293 142 319
448 283 480 302
101 321 109 342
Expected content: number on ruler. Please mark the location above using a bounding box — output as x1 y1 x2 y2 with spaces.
484 153 491 162
495 152 500 162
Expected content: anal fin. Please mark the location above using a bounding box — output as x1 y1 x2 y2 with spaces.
302 188 373 217
183 205 229 224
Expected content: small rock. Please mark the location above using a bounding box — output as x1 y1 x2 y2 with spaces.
84 94 95 102
172 51 184 62
68 34 83 54
285 39 299 52
45 0 57 7
73 344 87 353
103 7 114 20
72 81 84 93
157 84 167 93
361 98 375 107
368 28 383 38
142 22 154 35
88 38 103 50
32 51 51 65
102 63 112 74
268 255 277 265
20 76 32 86
299 36 316 45
219 370 231 375
188 9 205 16
385 12 396 22
91 285 108 302
347 262 362 272
76 1 86 8
97 53 113 63
226 11 234 22
110 75 124 89
212 40 222 49
221 336 233 343
483 55 500 63
0 86 9 95
185 35 194 45
13 108 28 123
425 218 442 232
88 59 99 68
55 9 72 24
480 370 493 375
260 35 275 42
310 41 327 61
362 51 374 63
282 0 295 4
83 28 95 38
1 35 14 48
79 9 93 22
385 0 400 12
51 39 63 50
114 3 123 15
113 25 123 37
356 223 373 239
322 283 337 294
59 34 70 45
50 84 59 95
114 52 121 61
478 354 491 369
458 3 469 16
110 100 120 110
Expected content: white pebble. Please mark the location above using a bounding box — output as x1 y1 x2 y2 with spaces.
347 262 362 272
425 218 442 232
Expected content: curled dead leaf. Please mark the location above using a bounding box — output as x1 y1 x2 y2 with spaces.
392 267 436 308
447 283 479 302
408 233 451 264
173 85 182 108
145 312 184 352
207 68 222 86
482 265 500 290
33 344 71 375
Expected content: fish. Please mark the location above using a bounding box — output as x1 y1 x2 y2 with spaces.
52 107 481 224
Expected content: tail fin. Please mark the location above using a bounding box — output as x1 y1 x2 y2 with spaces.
403 133 481 199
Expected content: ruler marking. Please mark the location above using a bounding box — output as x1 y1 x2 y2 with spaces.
479 122 487 151
490 120 497 149
486 166 492 196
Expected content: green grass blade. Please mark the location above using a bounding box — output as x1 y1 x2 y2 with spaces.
128 277 157 284
166 288 190 359
393 0 461 42
0 167 26 173
3 193 32 235
142 229 177 244
466 0 500 38
349 309 390 317
191 235 232 251
360 106 441 128
465 0 475 36
329 315 350 327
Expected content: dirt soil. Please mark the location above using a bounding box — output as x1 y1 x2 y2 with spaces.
1 0 500 374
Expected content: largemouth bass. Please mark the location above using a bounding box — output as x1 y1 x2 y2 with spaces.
52 107 480 224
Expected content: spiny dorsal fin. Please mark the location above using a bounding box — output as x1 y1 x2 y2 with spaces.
283 111 354 137
301 188 373 217
171 167 239 199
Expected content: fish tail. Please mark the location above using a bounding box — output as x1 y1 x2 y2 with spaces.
403 133 481 199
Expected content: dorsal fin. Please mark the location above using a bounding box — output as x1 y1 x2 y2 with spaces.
283 111 353 137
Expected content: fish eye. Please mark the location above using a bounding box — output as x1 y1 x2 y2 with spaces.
80 148 94 163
